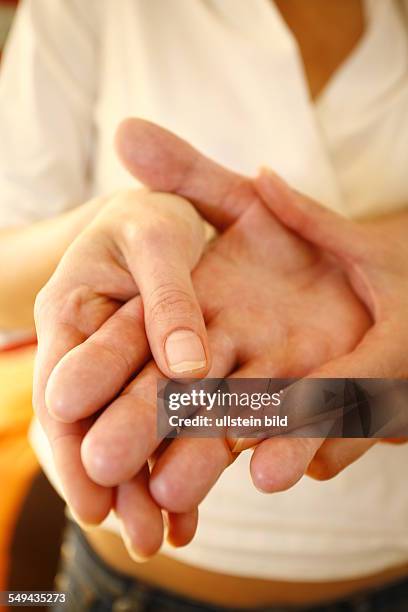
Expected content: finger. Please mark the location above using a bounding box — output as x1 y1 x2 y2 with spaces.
167 508 199 547
307 438 376 481
382 437 408 445
255 322 405 487
115 118 257 229
45 297 150 422
127 222 210 379
302 321 403 379
225 346 328 453
34 274 120 522
116 465 164 560
33 313 113 524
45 188 209 417
149 441 199 548
250 436 324 493
82 326 237 487
254 168 368 265
150 437 233 513
150 416 324 510
50 420 113 524
149 355 288 512
81 363 160 487
229 360 324 493
34 249 123 422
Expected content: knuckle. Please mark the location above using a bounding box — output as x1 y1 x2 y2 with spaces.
147 283 197 325
139 220 172 248
122 217 177 262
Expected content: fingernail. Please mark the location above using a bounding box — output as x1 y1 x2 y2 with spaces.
165 330 206 374
259 166 282 180
258 166 289 189
259 165 277 176
127 547 151 563
230 438 259 453
231 438 246 453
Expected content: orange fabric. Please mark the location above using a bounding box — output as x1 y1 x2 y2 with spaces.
0 0 36 601
0 346 39 593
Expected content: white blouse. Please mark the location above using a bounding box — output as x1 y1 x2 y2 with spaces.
1 0 408 580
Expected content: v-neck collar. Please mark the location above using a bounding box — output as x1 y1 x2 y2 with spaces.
316 0 408 117
262 0 372 106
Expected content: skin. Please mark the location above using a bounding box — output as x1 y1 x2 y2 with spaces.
33 188 208 554
0 197 106 329
252 169 408 482
275 0 364 100
34 120 372 559
0 0 363 332
2 0 404 604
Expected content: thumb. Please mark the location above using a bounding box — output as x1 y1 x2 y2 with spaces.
250 326 407 490
115 118 256 229
298 323 407 438
123 193 211 379
254 168 380 316
302 329 408 480
254 168 368 266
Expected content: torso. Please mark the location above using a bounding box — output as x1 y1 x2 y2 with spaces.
27 0 408 603
87 529 408 607
88 2 408 605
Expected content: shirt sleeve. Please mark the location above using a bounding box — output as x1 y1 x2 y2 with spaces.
0 0 99 228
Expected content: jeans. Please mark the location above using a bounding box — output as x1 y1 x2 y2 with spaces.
53 522 408 612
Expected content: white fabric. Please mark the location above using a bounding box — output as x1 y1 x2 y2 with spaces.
1 0 408 581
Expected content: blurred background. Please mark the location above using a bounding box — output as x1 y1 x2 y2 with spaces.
0 1 15 53
0 3 65 610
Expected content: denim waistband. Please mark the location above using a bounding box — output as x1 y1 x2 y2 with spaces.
54 521 408 612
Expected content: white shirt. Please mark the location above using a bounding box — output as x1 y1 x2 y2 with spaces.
1 0 408 581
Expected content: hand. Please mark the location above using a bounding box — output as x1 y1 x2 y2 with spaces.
34 119 370 560
250 168 408 480
61 123 369 527
33 187 210 554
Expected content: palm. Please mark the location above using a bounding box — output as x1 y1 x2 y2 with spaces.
194 200 370 375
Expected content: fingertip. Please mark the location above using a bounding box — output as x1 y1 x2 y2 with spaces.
149 472 185 513
118 517 160 562
114 117 182 193
149 468 198 515
257 165 282 182
68 487 113 527
166 510 198 547
254 167 293 210
45 356 88 423
81 435 128 487
115 118 137 165
150 439 230 513
115 476 165 559
45 385 75 424
250 439 311 493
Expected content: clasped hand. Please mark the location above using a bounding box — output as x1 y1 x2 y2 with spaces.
33 119 407 560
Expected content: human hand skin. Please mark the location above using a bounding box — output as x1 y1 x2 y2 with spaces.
33 188 210 555
33 120 372 560
246 169 408 482
0 195 109 329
